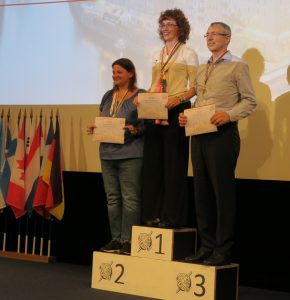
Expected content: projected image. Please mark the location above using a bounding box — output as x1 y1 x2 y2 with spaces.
0 0 101 105
0 0 289 105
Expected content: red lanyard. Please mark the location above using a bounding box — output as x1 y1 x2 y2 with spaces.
160 42 181 78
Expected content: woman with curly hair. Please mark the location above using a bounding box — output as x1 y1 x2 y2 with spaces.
141 8 199 228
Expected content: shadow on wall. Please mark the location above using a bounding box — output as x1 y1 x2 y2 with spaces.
237 48 273 179
273 65 290 178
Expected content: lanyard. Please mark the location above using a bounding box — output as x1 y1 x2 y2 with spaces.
109 89 129 117
203 50 228 91
160 42 181 78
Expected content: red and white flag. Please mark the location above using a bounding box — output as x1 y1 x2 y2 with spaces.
25 118 43 215
6 117 26 218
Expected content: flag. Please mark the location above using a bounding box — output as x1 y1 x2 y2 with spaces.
25 117 43 216
0 116 5 210
44 116 64 220
0 115 5 173
0 118 18 210
25 113 36 156
33 117 54 218
6 118 26 218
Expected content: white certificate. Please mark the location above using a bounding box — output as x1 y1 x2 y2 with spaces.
93 117 125 144
137 93 168 119
184 104 217 136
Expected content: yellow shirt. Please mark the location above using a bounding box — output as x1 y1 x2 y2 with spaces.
150 44 199 98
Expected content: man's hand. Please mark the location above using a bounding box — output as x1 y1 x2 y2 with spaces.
210 112 230 126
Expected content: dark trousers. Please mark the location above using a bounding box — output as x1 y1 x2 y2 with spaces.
141 103 190 227
191 122 240 256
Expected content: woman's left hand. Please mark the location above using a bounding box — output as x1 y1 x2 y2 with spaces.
124 125 138 135
165 97 180 110
87 124 96 135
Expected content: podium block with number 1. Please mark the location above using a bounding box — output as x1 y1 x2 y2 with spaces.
131 226 197 261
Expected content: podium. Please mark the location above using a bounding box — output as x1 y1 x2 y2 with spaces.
131 226 197 261
91 226 239 300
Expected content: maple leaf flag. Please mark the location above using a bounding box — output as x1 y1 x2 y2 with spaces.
6 118 26 218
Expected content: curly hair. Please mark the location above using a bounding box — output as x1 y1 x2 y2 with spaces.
158 8 191 43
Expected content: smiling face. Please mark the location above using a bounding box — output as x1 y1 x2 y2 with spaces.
112 64 132 89
160 17 179 43
206 24 231 55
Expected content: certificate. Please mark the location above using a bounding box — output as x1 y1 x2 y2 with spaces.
184 104 217 136
93 117 125 144
137 93 168 119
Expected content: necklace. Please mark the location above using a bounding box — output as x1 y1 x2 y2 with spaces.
158 41 181 92
202 50 228 94
109 89 129 117
160 42 181 75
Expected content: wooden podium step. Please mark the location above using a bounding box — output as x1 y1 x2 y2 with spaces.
131 225 197 261
91 251 239 300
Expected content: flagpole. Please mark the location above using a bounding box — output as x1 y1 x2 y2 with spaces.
32 213 37 255
47 218 53 257
40 209 45 256
24 215 29 254
2 210 8 251
17 218 21 253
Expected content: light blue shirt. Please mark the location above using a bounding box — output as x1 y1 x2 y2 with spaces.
99 89 145 160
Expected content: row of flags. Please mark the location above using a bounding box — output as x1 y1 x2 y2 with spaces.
0 110 64 221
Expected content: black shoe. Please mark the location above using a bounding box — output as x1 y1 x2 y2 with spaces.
157 221 174 229
100 240 121 253
185 250 212 263
203 253 231 266
119 241 131 255
145 218 160 227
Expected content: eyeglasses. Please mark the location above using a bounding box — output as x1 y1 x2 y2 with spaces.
204 32 229 38
160 23 178 29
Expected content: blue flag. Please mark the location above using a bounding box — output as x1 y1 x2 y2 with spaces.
0 121 18 209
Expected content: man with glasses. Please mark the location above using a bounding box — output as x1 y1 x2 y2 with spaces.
179 22 256 266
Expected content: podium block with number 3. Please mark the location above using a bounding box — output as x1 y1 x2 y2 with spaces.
92 251 239 300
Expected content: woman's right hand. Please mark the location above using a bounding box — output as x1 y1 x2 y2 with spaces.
87 124 96 135
133 96 139 106
178 113 188 127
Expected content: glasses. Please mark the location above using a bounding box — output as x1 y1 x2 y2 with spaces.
204 32 229 38
160 23 178 29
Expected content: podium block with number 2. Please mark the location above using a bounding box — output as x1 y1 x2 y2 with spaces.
92 251 239 300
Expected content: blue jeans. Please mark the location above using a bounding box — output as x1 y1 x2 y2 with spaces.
101 158 142 241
